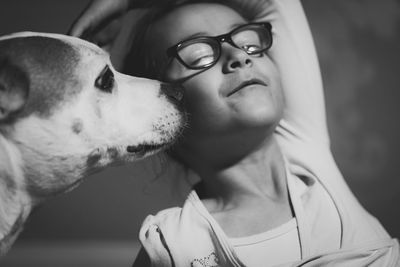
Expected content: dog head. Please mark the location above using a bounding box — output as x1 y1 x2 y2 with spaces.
0 32 185 254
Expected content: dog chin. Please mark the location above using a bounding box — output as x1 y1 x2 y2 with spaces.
125 127 185 158
127 113 186 157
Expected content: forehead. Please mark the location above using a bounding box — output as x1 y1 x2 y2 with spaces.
150 3 247 48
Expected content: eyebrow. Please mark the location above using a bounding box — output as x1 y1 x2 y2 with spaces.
184 32 209 40
182 22 247 40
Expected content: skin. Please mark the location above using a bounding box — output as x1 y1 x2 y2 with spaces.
144 2 294 238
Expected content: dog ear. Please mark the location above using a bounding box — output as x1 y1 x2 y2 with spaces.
0 59 29 122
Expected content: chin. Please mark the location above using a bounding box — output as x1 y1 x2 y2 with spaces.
237 101 282 128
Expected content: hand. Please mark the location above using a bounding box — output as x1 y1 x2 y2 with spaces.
68 0 132 51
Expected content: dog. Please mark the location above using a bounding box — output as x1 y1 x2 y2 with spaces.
0 32 185 256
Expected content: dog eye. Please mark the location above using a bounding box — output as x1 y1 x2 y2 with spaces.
95 65 114 93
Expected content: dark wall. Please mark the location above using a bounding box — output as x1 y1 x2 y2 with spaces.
0 0 399 242
303 0 400 236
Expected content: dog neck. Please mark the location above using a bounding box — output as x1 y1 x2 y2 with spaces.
0 133 32 256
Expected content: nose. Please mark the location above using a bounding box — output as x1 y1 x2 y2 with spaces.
160 83 184 103
222 45 253 73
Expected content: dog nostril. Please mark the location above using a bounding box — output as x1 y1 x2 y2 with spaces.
161 83 184 102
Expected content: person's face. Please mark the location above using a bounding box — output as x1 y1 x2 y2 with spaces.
148 3 283 149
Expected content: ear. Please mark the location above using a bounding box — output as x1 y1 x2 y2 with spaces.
0 59 29 122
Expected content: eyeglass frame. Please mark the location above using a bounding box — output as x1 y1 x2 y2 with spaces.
165 22 273 70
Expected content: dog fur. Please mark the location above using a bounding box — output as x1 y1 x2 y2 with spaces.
0 32 185 255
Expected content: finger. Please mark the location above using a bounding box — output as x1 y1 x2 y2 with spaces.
68 0 98 36
68 0 125 36
91 18 123 48
69 15 95 37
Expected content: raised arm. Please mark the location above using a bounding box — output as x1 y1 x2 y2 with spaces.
232 0 329 146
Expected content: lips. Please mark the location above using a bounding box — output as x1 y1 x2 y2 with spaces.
227 78 267 97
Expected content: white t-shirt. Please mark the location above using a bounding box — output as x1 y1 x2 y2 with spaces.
231 218 301 267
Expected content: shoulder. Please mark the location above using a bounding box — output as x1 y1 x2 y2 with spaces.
140 206 182 232
137 207 184 266
139 191 206 232
137 192 219 266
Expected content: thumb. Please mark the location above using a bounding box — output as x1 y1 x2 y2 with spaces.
68 13 97 37
68 0 129 37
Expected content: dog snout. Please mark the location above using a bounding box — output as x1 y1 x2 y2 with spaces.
160 83 184 103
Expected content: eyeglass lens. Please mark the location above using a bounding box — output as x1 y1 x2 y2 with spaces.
177 24 271 69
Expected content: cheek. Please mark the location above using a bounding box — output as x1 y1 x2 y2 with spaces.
182 70 222 108
258 56 283 102
181 72 229 129
182 79 217 117
268 68 284 103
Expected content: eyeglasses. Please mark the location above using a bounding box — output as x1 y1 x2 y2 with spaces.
166 22 272 70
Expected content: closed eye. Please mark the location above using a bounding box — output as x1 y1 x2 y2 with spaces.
95 65 114 93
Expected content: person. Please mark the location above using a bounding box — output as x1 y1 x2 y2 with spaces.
70 0 400 266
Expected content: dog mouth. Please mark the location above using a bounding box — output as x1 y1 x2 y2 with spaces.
126 143 167 155
227 78 267 97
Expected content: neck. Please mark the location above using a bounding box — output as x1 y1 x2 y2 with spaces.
181 134 288 209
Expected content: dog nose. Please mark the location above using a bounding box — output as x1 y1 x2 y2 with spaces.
161 83 184 102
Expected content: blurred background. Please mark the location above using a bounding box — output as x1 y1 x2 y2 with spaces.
0 0 399 266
